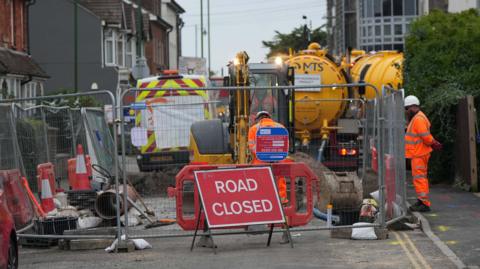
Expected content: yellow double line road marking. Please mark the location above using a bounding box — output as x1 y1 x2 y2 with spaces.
393 231 432 269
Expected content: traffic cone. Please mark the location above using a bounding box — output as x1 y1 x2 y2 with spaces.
75 144 91 190
40 170 55 213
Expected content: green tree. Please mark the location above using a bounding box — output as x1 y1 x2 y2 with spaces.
262 26 327 58
404 9 480 182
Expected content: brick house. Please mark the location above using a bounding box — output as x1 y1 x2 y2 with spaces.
142 0 173 73
0 0 49 100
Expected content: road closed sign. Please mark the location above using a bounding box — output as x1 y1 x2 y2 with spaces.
194 167 285 228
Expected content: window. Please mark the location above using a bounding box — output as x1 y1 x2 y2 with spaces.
383 0 392 16
405 23 411 33
384 24 392 35
374 0 382 16
1 80 7 100
375 25 381 35
126 38 135 68
104 29 131 68
116 33 125 67
36 82 43 97
104 30 115 65
394 24 403 35
367 0 374 17
393 0 403 16
405 0 416 15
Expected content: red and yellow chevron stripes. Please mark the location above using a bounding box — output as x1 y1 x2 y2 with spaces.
135 78 207 102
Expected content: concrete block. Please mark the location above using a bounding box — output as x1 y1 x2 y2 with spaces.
330 228 352 239
63 227 117 236
58 239 70 250
117 240 135 253
69 239 114 251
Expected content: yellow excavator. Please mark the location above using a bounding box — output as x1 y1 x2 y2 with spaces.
189 52 295 164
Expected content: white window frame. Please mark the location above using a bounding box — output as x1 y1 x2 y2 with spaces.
104 29 116 66
126 37 136 68
116 32 125 67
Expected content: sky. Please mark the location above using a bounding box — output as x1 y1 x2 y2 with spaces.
177 0 327 76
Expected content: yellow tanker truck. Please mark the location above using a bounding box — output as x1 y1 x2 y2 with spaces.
285 43 360 171
350 51 404 98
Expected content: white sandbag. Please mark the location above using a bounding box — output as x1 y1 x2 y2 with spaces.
105 235 152 252
120 207 143 227
132 239 152 250
351 222 377 240
56 208 80 218
78 209 94 217
105 238 119 252
77 216 102 229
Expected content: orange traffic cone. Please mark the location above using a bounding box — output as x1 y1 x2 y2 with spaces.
75 144 91 190
40 170 55 213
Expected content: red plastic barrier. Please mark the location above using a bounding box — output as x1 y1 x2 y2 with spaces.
173 163 318 231
0 169 34 229
36 162 56 195
67 156 92 190
384 154 396 219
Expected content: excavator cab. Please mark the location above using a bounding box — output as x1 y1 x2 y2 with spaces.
189 53 295 165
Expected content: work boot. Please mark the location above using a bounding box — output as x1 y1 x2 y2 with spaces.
409 200 431 212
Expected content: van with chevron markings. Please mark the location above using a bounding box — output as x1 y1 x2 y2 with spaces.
134 70 211 171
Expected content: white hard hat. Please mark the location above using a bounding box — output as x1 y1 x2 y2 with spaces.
404 95 420 107
255 111 271 120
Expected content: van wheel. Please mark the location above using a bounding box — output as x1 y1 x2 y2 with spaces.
7 234 18 269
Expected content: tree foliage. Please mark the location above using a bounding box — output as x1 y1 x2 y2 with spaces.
404 9 480 182
262 26 327 58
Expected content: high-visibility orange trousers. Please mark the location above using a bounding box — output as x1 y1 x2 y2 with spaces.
410 154 431 207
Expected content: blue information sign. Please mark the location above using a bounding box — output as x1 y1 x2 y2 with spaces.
255 127 289 162
130 101 147 110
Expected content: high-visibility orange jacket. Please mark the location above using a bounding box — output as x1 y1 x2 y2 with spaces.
405 111 434 159
248 118 288 204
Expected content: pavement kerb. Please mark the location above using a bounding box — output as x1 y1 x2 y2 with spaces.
407 201 467 269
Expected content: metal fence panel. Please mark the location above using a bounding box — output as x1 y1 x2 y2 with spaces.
119 84 386 241
0 91 122 246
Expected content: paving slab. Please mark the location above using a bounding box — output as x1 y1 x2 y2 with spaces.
408 183 480 268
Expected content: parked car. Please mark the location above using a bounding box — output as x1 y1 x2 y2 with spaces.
0 178 18 269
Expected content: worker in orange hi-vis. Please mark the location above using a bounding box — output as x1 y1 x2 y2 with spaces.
248 111 289 203
248 111 290 243
404 95 442 212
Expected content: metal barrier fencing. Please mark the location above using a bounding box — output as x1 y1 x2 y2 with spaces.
0 85 408 251
119 84 392 241
0 91 122 246
362 89 408 225
379 90 408 223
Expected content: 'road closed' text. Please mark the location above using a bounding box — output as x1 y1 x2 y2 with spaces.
212 200 273 216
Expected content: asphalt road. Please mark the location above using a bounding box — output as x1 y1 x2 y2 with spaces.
20 229 456 269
